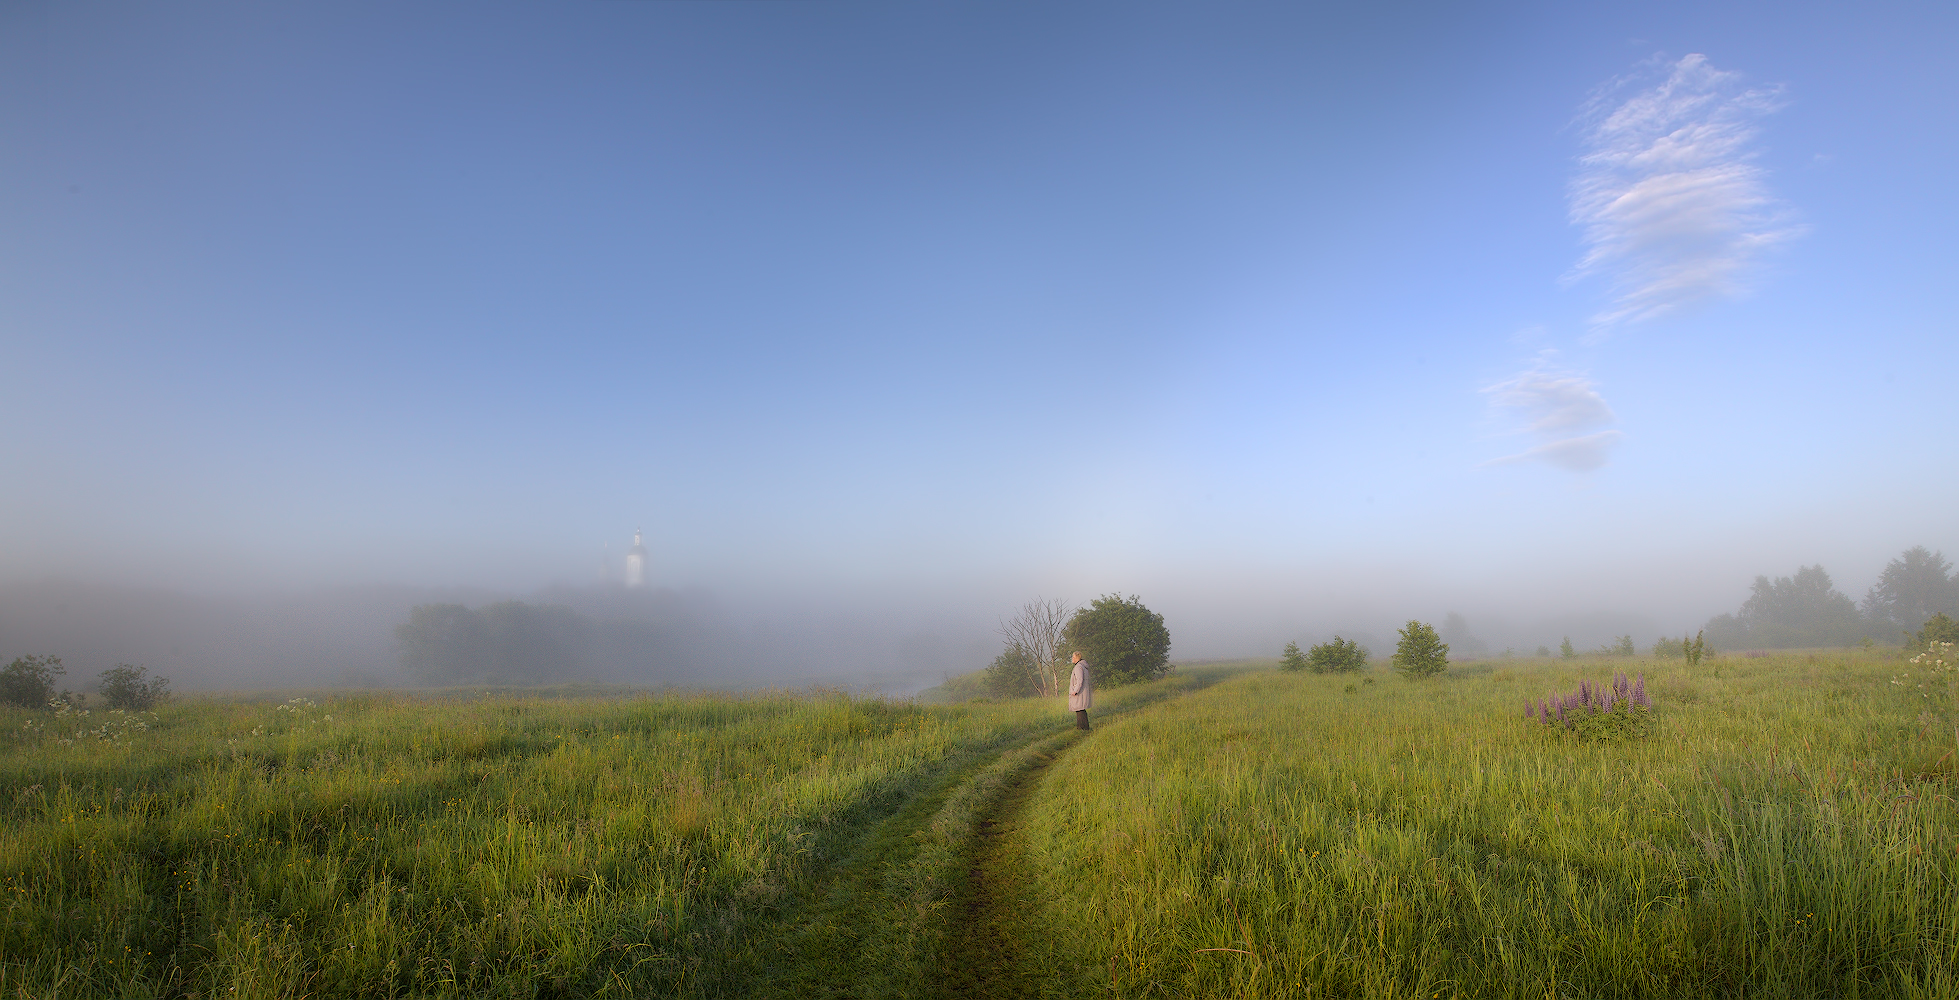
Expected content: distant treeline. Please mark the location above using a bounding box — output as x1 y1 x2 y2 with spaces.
1700 545 1959 650
395 601 678 685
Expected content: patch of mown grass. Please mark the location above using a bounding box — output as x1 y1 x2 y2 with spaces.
1014 651 1959 998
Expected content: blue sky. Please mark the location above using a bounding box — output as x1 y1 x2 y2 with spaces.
3 2 1955 655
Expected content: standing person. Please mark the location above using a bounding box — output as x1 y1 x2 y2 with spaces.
1068 651 1093 730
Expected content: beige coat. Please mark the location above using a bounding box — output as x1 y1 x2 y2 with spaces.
1069 659 1093 712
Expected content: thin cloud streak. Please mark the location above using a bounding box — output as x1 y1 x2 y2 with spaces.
1483 363 1621 472
1486 430 1624 473
1570 53 1803 329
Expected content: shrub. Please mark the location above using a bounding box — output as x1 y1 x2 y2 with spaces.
1918 613 1959 650
1525 671 1656 742
983 647 1039 698
1279 641 1308 673
1559 637 1576 659
1307 636 1369 674
1391 621 1448 679
0 655 65 708
98 663 170 710
1535 645 1551 657
1061 595 1171 686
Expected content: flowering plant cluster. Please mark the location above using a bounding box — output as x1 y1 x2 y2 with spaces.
11 698 156 748
245 697 333 737
1525 671 1655 742
1893 641 1955 707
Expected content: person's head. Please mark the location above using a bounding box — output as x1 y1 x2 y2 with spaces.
1071 651 1083 663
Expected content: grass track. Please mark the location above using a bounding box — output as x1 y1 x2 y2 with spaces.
939 730 1080 1000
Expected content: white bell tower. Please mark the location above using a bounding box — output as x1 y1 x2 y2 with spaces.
625 529 648 588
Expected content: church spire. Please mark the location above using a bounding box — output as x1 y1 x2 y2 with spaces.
625 528 648 588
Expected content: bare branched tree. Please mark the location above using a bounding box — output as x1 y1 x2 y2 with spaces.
998 597 1074 698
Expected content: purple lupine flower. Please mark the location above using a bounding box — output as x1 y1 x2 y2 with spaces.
1633 672 1648 708
1540 698 1552 724
1579 680 1592 705
1525 701 1535 718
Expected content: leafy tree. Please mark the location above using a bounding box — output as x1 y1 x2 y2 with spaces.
1061 594 1171 686
1279 641 1308 673
983 646 1039 697
1687 630 1707 666
0 655 65 708
1559 637 1576 659
1864 547 1958 641
97 663 170 710
1307 636 1369 674
1704 565 1863 649
1535 645 1552 657
1391 621 1448 679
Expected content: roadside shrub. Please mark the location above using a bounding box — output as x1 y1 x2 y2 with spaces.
1391 621 1448 679
98 663 170 710
1307 636 1369 674
1279 641 1308 672
0 655 65 708
983 647 1039 698
1526 671 1655 742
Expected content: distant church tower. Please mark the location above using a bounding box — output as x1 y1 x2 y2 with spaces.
625 529 648 588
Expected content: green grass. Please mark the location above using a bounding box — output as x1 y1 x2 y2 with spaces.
1011 651 1959 998
0 672 1216 999
7 651 1956 998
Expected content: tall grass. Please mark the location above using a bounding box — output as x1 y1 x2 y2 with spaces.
1016 652 1959 998
0 686 1077 998
0 670 1216 999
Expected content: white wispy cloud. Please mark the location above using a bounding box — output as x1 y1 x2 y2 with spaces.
1485 431 1624 473
1483 361 1621 472
1570 53 1802 328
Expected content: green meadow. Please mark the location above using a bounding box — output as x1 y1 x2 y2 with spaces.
4 651 1955 998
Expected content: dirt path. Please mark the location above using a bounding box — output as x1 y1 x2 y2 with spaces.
936 733 1079 1000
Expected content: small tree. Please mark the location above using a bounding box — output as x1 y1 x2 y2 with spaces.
998 597 1074 698
1280 641 1308 672
983 647 1039 698
1559 637 1576 660
0 655 65 708
1686 630 1707 666
1307 636 1370 673
1535 645 1552 657
98 663 170 710
1918 613 1959 650
1391 621 1448 679
1061 594 1171 686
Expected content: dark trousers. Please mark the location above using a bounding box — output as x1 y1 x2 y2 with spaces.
1075 709 1090 731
